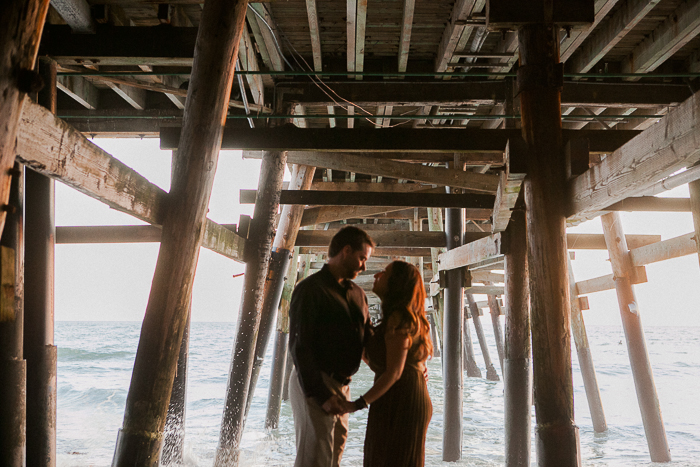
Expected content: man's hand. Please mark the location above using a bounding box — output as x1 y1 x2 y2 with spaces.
321 395 345 415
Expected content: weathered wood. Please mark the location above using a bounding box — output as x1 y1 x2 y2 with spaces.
621 0 700 76
246 165 314 428
309 181 435 191
492 140 526 232
0 0 50 241
216 151 286 466
0 164 26 467
567 233 659 250
518 24 578 466
347 0 356 74
568 89 700 223
628 232 697 266
355 0 367 79
568 259 607 433
105 80 147 109
437 234 501 271
436 0 478 73
112 0 251 463
485 290 505 376
559 0 618 62
161 127 641 154
566 0 658 73
398 0 415 72
295 230 463 248
17 102 245 262
688 180 700 268
57 75 99 109
601 212 671 462
575 266 647 295
267 152 499 193
442 195 464 461
472 270 504 283
606 197 690 212
466 293 499 381
464 285 504 295
487 0 594 28
305 0 322 72
241 189 496 208
51 0 96 33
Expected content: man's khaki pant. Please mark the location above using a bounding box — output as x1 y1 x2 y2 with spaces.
290 367 350 467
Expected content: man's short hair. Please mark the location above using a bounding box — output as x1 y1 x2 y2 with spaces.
328 226 375 258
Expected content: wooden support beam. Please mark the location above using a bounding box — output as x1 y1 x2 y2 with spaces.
436 0 478 73
492 140 526 232
464 285 504 295
105 80 147 110
248 151 500 193
620 0 700 76
309 181 434 192
567 0 660 73
295 229 457 248
249 4 284 72
567 233 660 250
606 197 690 212
113 0 252 461
241 189 495 208
278 81 691 109
601 212 671 462
238 24 265 106
347 0 356 74
56 75 100 109
398 0 415 72
355 0 367 79
575 266 647 295
437 234 501 271
559 0 618 62
629 232 697 266
0 0 50 241
299 246 433 257
568 90 700 223
50 0 96 33
305 0 322 72
16 101 245 262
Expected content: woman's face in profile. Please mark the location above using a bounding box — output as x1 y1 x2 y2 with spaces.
372 265 392 299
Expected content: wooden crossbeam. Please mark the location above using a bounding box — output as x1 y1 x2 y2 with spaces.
567 233 660 250
16 100 245 262
575 266 647 295
161 127 641 153
567 90 700 222
278 81 690 108
438 234 502 271
57 75 99 109
240 190 495 207
491 139 526 232
567 0 661 73
621 0 700 75
51 0 96 33
398 0 416 72
305 0 323 72
629 232 697 266
559 0 618 62
300 246 433 257
464 285 504 295
295 230 452 248
436 0 479 73
606 197 691 212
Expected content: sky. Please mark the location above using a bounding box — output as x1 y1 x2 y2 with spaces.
54 138 700 327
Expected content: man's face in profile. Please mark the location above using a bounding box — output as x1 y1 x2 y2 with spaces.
340 243 373 280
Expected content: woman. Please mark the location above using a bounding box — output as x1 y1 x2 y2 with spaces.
341 260 433 467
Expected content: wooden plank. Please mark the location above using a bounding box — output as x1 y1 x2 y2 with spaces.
606 197 691 212
470 270 504 283
347 0 356 74
491 139 526 232
162 127 640 153
309 181 434 192
16 100 245 262
0 0 50 241
355 0 367 79
104 80 147 110
240 189 495 208
249 4 284 72
559 0 619 62
299 246 433 257
398 0 416 73
629 232 697 266
464 285 504 295
487 0 594 27
567 0 661 73
567 233 660 250
575 266 647 295
56 75 99 109
295 230 450 248
621 0 700 75
279 80 690 108
50 0 95 33
269 151 499 193
568 90 700 223
437 234 502 271
435 0 477 73
249 150 506 165
305 0 322 72
238 24 264 106
301 205 405 226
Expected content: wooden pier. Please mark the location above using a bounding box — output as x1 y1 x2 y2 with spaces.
5 0 700 464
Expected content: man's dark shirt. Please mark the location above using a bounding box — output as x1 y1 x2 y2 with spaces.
289 264 370 405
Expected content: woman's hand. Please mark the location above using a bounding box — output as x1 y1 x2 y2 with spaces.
338 399 358 414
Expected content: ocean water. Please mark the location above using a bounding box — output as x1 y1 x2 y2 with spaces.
55 322 700 466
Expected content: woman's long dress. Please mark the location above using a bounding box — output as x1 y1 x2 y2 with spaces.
363 319 433 467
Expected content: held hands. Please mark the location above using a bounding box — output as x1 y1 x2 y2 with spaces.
321 394 367 415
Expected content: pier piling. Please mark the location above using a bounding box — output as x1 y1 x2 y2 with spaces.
442 192 464 461
466 293 499 381
601 212 671 462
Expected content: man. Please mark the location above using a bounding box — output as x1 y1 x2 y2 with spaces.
288 226 375 467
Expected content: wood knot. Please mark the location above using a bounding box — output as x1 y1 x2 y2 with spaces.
16 68 44 94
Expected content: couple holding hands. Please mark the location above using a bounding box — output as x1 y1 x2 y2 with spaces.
289 226 433 467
